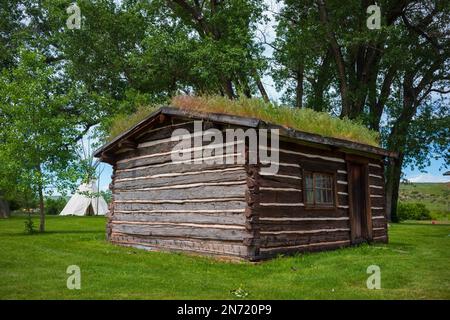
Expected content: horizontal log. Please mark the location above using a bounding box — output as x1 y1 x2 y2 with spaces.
112 212 246 225
258 189 302 203
112 223 250 241
137 121 194 142
257 176 303 189
258 240 351 257
111 220 245 230
372 228 387 238
259 227 350 235
369 176 385 186
260 145 345 163
279 139 347 160
114 183 246 201
337 194 349 206
256 206 349 218
110 232 247 257
258 219 349 231
369 197 385 207
115 169 247 189
369 186 384 196
114 200 246 212
371 219 386 229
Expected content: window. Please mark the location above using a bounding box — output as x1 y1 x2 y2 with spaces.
304 172 334 206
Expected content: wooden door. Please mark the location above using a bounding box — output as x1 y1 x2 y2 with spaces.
348 162 371 243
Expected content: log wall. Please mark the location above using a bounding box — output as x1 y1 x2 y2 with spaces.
106 117 388 261
367 160 389 243
249 139 388 260
108 119 252 259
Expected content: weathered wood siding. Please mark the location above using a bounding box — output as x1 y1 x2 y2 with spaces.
106 117 388 261
249 139 387 260
108 119 251 259
368 160 388 243
250 140 352 260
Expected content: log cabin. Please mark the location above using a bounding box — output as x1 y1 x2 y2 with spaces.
94 106 397 261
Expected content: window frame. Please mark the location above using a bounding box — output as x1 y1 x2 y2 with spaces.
302 170 337 209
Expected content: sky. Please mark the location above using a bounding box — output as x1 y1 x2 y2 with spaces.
86 0 449 192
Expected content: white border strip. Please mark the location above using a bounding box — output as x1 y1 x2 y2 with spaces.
260 203 304 207
259 187 302 192
369 174 383 179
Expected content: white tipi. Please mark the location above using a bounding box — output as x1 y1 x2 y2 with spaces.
60 180 108 216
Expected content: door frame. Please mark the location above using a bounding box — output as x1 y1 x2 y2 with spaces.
346 154 373 243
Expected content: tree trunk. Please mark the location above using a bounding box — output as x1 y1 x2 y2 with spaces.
385 83 416 222
0 197 10 218
36 165 45 232
295 66 304 108
222 78 235 99
255 74 269 102
385 153 403 222
38 183 45 232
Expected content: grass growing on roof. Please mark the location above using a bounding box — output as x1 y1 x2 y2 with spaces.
171 96 380 146
108 104 159 142
107 95 380 146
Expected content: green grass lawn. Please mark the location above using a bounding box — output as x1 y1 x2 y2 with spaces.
0 215 449 299
400 183 450 220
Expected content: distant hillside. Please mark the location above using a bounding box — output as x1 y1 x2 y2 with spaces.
399 183 449 220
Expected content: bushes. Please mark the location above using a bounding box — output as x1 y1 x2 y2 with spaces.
45 197 67 215
397 202 432 221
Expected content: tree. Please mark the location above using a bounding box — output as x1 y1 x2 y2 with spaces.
0 49 82 231
273 0 449 221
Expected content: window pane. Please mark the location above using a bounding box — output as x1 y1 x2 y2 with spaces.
314 173 333 205
305 173 314 204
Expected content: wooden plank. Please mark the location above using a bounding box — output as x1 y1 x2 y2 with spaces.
258 240 351 258
112 222 250 241
110 233 247 257
258 189 302 203
114 200 246 212
255 206 349 218
115 169 247 189
112 212 246 225
258 219 349 232
114 184 246 201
